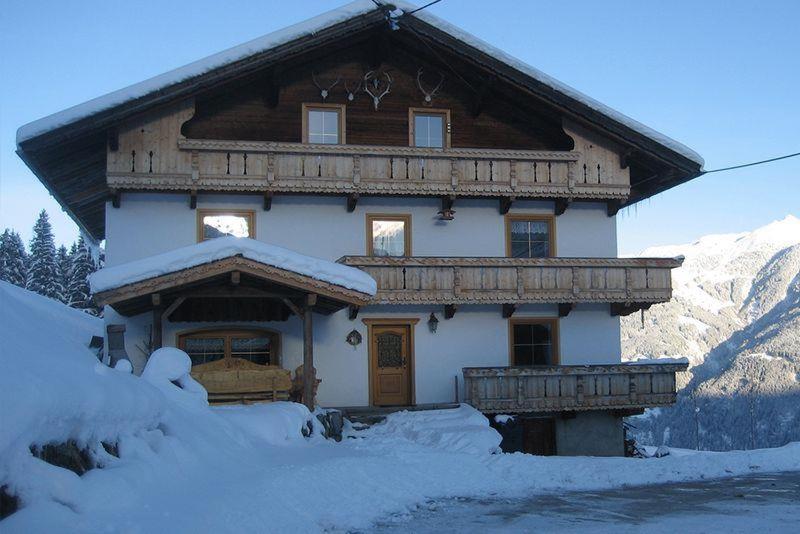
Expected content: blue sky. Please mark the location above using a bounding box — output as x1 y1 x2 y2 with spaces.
1 0 797 254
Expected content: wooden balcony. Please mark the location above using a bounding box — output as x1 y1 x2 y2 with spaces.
337 256 681 311
463 363 688 413
106 138 631 202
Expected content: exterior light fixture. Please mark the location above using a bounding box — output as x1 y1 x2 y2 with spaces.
428 312 439 333
345 329 362 347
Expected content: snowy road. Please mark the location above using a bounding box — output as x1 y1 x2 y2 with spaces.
365 471 800 533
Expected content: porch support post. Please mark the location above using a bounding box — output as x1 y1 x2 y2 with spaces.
152 307 163 350
302 293 317 411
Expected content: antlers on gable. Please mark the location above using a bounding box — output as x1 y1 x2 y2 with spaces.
312 72 341 102
364 71 392 110
416 68 444 105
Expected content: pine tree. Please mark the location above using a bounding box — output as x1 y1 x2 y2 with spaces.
0 229 28 287
26 210 61 300
56 244 71 302
67 236 99 314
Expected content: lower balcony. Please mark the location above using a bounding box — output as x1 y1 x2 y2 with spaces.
463 363 688 414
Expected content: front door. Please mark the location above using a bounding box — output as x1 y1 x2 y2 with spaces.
371 325 412 406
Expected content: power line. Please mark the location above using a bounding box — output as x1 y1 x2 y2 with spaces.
405 0 444 15
702 151 800 174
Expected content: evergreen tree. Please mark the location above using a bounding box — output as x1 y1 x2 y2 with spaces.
26 210 61 300
67 236 99 314
0 229 28 287
56 244 71 302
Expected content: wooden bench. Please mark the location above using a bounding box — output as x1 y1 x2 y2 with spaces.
190 358 292 405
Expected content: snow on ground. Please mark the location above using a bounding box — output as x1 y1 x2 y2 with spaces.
3 282 800 533
89 235 377 295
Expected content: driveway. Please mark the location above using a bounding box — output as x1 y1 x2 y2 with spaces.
365 471 800 533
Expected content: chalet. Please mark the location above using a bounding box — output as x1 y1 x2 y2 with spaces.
16 1 702 456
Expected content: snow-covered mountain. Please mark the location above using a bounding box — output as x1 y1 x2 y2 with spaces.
622 215 800 450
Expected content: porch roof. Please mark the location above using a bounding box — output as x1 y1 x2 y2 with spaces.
90 237 375 317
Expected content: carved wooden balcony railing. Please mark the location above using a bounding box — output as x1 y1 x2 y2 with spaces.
337 256 682 309
463 363 688 413
105 138 631 201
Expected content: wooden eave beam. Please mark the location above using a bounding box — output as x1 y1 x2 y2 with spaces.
555 199 570 216
111 189 121 209
444 304 457 319
558 303 573 317
502 303 517 318
348 305 359 320
499 196 514 215
607 200 621 217
347 193 359 212
263 191 273 211
163 296 187 321
190 191 197 209
282 298 303 317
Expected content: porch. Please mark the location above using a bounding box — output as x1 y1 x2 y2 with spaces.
462 362 688 415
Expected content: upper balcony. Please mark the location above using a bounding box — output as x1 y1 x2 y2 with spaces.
106 137 631 207
337 256 682 315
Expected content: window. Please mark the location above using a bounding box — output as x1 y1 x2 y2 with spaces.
197 210 255 242
506 215 554 258
302 103 345 144
409 108 450 148
367 214 411 257
509 319 558 366
178 329 280 367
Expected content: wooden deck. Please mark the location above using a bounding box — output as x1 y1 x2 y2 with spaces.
339 256 681 310
463 363 688 414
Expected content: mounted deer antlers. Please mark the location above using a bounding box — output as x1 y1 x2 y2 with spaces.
311 72 341 102
416 68 444 105
364 71 392 110
344 79 363 102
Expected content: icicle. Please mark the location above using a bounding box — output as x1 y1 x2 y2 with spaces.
641 308 645 329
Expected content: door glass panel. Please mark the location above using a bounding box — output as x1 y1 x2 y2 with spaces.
371 219 406 257
231 336 271 365
376 332 403 368
184 337 225 365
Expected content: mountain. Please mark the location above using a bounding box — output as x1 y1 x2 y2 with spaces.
622 215 800 451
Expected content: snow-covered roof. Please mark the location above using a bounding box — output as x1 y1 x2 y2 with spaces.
89 236 378 296
16 0 703 167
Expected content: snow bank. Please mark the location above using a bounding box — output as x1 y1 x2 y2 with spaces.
215 402 315 446
89 236 377 295
628 357 690 365
356 404 502 455
0 281 163 458
16 0 702 167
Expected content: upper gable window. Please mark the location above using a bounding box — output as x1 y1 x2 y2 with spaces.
302 103 345 145
198 210 255 241
506 215 554 258
409 108 450 148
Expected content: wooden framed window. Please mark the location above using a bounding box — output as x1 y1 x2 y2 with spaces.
197 209 255 242
178 328 280 367
409 108 450 148
302 103 345 144
366 214 411 257
505 215 555 258
509 318 559 366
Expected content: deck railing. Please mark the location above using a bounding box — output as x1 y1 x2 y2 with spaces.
463 363 688 413
338 256 681 306
106 139 630 201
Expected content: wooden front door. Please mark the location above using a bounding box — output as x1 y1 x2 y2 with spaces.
371 325 412 406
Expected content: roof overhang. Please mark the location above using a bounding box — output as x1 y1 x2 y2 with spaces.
16 1 703 241
94 255 373 318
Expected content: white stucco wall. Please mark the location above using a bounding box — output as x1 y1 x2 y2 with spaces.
103 193 621 406
104 194 616 266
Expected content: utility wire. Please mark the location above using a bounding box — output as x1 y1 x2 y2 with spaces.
702 151 800 174
405 0 444 15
